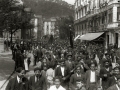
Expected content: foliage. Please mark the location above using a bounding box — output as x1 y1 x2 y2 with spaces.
55 16 74 40
23 0 74 18
0 0 34 35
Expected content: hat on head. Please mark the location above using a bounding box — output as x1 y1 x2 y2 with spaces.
113 66 120 70
88 61 97 67
75 64 82 70
59 59 65 63
16 67 24 73
67 53 72 57
103 60 110 64
34 67 41 72
105 53 110 56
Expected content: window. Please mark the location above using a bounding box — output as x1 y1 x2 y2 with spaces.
85 23 86 29
117 7 120 21
102 16 104 24
108 8 113 23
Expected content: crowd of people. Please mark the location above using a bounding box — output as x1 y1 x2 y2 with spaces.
5 40 120 90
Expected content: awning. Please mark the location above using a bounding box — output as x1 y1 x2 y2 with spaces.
79 32 104 41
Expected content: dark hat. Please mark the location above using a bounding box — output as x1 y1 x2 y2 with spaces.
16 67 24 73
105 53 110 56
113 66 120 70
67 53 72 57
58 60 65 63
34 67 41 72
103 60 110 64
88 60 97 67
75 64 82 70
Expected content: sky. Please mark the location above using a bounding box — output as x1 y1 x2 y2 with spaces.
63 0 75 5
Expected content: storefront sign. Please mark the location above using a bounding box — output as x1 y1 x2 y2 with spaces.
107 23 118 28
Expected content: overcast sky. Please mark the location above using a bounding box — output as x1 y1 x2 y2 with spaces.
63 0 75 5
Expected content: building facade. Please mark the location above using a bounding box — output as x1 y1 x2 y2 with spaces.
74 0 120 48
43 17 56 36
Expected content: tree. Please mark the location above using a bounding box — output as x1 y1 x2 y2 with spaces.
0 0 34 43
55 16 74 40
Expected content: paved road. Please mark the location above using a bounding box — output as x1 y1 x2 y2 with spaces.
0 43 15 89
0 53 15 90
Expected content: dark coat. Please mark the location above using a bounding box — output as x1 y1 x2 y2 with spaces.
65 60 75 70
100 67 112 81
55 66 70 86
85 70 99 90
15 52 24 69
69 73 85 89
29 75 47 90
6 77 29 90
100 67 112 89
37 49 43 59
107 84 118 90
108 76 117 87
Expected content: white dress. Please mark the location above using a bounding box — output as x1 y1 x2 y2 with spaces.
24 58 28 70
29 53 34 66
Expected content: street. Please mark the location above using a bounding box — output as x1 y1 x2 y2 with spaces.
0 42 14 89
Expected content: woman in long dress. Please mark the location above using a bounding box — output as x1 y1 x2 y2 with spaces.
24 52 29 71
27 50 34 70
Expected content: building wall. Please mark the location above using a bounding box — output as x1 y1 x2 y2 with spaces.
43 17 56 36
74 0 120 48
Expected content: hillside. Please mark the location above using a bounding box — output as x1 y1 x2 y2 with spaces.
23 0 74 18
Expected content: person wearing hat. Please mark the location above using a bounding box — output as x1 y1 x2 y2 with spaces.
107 75 120 90
69 65 85 90
65 53 75 71
29 67 47 90
85 62 99 90
100 60 112 90
6 67 29 90
105 53 112 65
55 60 70 90
108 66 120 87
16 49 25 70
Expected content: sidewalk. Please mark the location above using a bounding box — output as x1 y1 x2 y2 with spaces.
0 44 12 55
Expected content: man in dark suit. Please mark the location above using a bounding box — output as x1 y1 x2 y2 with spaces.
85 62 99 90
65 54 75 71
33 47 38 66
37 47 43 61
100 60 112 90
69 65 85 90
29 67 47 90
107 75 120 90
55 60 70 90
15 50 24 70
108 66 120 87
6 67 29 90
